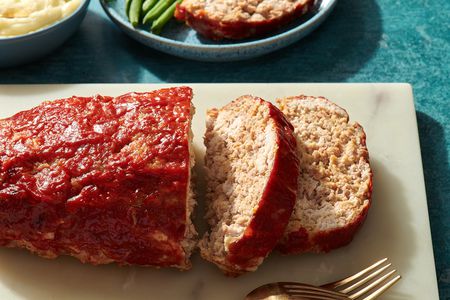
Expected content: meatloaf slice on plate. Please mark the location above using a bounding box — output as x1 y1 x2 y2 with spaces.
175 0 314 40
199 95 299 275
276 95 373 254
0 87 197 269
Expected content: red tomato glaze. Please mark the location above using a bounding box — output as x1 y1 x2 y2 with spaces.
175 1 313 40
0 87 194 268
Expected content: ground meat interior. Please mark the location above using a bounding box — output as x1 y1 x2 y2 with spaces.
279 98 371 234
202 97 277 258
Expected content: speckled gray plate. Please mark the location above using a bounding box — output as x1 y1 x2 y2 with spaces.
100 0 337 61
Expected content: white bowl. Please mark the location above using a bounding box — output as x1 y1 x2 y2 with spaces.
0 0 90 68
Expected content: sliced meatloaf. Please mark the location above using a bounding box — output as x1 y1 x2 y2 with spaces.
276 95 372 254
199 95 299 275
0 87 197 269
175 0 314 40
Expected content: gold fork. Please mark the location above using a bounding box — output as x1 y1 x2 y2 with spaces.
245 258 401 300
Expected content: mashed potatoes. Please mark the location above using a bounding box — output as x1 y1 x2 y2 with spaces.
0 0 82 37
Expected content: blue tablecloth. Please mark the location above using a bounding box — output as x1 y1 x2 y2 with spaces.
1 0 449 298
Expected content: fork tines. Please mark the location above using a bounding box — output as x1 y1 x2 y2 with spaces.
280 282 350 299
322 258 401 300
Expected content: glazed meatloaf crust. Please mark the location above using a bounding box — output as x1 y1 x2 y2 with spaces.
277 95 372 254
175 0 314 40
199 95 299 275
0 87 197 269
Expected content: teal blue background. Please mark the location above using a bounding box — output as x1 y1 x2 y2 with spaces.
0 0 449 298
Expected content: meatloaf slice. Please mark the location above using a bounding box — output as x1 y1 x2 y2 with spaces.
175 0 314 40
199 95 299 275
0 87 197 269
276 95 372 254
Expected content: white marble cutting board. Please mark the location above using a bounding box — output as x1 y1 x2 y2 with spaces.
0 84 439 299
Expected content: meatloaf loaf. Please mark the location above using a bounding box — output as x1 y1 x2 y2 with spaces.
0 87 197 269
175 0 314 40
199 95 299 275
276 95 372 254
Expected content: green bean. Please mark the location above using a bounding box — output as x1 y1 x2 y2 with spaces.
125 0 132 17
143 0 175 24
151 0 181 34
142 0 158 14
129 0 143 27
